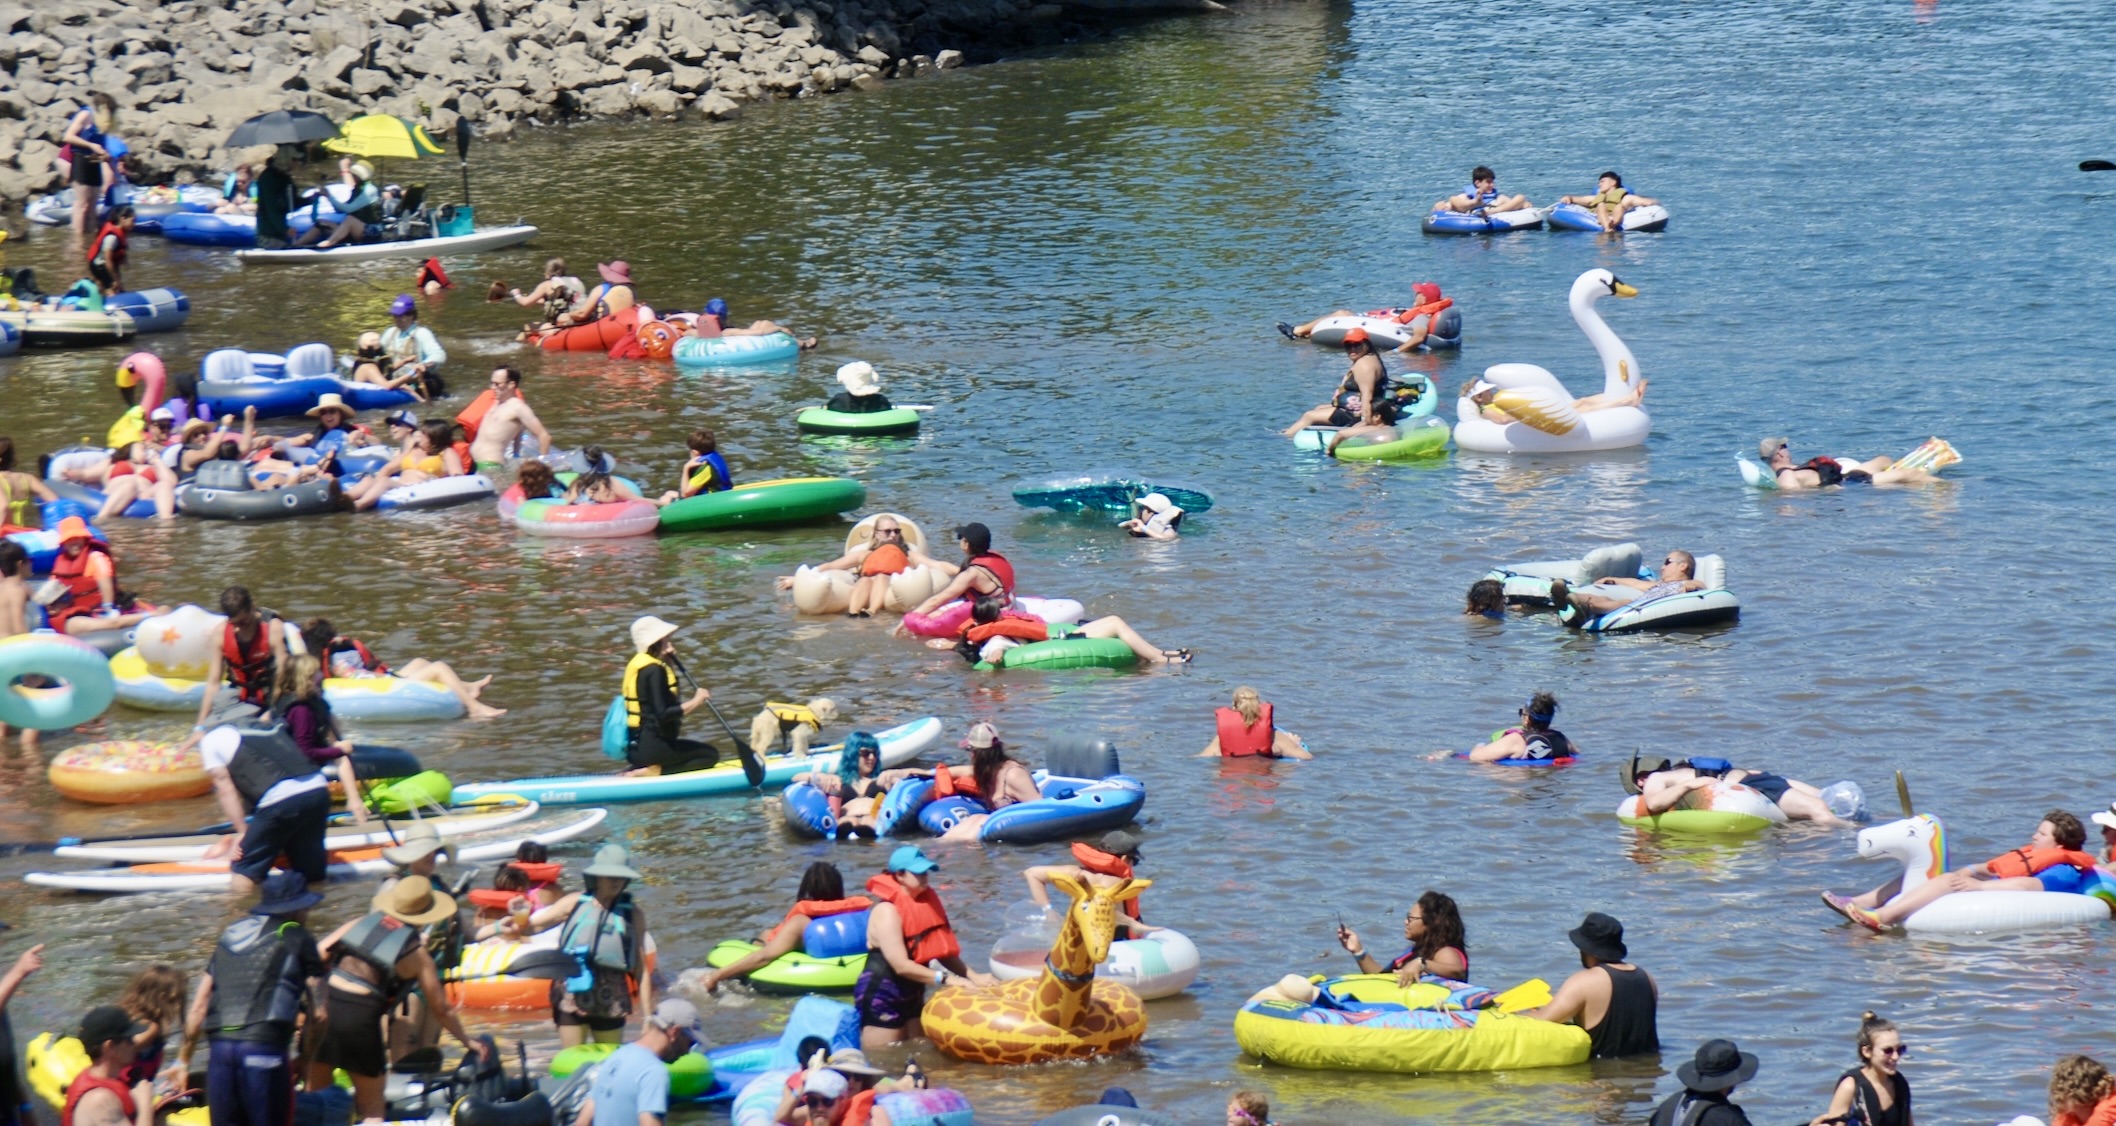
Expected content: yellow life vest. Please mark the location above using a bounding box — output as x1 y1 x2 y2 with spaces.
766 701 823 733
622 652 675 731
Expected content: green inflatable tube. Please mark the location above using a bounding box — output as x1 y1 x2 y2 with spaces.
550 1043 712 1098
1615 809 1777 834
658 477 867 533
1330 417 1451 462
704 940 866 993
796 407 921 436
977 636 1140 671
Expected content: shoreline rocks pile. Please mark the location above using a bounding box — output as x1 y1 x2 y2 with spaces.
0 0 1227 206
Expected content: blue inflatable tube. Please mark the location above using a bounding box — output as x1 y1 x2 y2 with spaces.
803 910 869 959
337 381 419 412
875 777 933 836
918 795 988 836
44 479 155 520
0 320 19 357
978 774 1146 845
196 375 343 418
161 213 256 247
780 781 836 838
1453 752 1577 767
104 289 189 334
1422 209 1544 235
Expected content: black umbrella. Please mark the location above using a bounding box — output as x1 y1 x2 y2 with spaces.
223 110 339 149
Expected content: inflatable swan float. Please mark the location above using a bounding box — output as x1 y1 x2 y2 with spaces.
1454 269 1649 453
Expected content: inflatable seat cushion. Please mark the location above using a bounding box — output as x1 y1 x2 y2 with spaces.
284 343 335 378
1581 543 1644 583
200 348 254 382
1045 733 1120 781
1692 554 1726 590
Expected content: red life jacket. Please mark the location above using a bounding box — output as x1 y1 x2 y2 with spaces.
222 619 277 707
1985 846 2099 879
964 615 1047 645
860 542 909 577
931 769 984 800
765 895 874 943
62 1071 136 1126
329 636 389 676
46 542 113 627
87 222 128 270
1069 843 1142 921
865 873 960 963
1392 296 1453 325
1214 703 1275 757
968 551 1015 594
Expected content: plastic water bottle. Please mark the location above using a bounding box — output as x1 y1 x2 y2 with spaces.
1822 780 1869 822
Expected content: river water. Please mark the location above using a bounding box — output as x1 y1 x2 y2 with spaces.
6 0 2116 1121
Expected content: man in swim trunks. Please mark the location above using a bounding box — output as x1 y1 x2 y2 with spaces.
1435 166 1530 214
1822 810 2095 931
1758 438 1943 490
1630 757 1847 826
1549 550 1705 625
467 367 551 473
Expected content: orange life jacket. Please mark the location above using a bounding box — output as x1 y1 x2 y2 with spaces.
453 387 524 444
87 221 128 270
931 769 984 800
968 551 1015 594
222 619 276 707
964 615 1047 645
1393 296 1453 325
860 542 909 576
46 542 112 627
864 873 960 963
765 895 874 943
1214 703 1275 757
1070 843 1142 921
1985 846 2099 879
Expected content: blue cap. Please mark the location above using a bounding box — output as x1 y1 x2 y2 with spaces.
104 137 129 158
389 294 416 316
887 845 938 875
704 297 729 318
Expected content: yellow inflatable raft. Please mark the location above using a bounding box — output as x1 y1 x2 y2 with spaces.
1232 975 1588 1073
28 1033 207 1126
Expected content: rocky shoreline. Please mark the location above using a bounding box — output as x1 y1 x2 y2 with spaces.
0 0 1228 207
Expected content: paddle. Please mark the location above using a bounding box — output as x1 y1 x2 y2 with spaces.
1493 978 1551 1013
664 654 762 785
455 118 474 208
2081 160 2116 172
502 948 580 981
1895 770 1914 816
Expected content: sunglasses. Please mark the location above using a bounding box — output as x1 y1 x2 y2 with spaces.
802 1096 837 1108
1879 1045 1908 1057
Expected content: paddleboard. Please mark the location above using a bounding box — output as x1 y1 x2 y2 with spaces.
450 717 942 807
25 808 606 893
53 800 537 863
236 225 538 265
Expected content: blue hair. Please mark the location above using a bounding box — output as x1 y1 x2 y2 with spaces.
836 731 880 789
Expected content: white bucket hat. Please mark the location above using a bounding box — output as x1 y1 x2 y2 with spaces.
835 361 881 397
630 615 680 654
1136 493 1174 514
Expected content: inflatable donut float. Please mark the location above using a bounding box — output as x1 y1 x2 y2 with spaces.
49 739 209 804
0 633 116 731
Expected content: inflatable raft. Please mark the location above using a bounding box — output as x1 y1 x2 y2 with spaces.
195 344 415 418
704 907 870 993
444 931 560 1010
178 475 338 521
671 332 800 366
978 634 1140 672
376 474 496 512
1235 975 1588 1073
103 289 190 334
659 477 866 533
796 406 921 436
0 307 137 348
1547 202 1670 232
513 496 660 539
787 513 941 614
1453 269 1648 454
1300 415 1451 462
1852 814 2113 935
109 647 466 721
1422 208 1547 235
0 320 18 357
1616 780 1787 834
1013 475 1214 515
450 716 942 806
537 307 640 353
901 595 1084 639
1306 309 1461 351
1485 545 1740 632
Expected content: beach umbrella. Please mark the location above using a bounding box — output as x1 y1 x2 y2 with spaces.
223 110 339 149
323 115 446 160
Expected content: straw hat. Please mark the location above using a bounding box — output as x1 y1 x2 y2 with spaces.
306 392 354 418
371 875 457 926
379 822 456 867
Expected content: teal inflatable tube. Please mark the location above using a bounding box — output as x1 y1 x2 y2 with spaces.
795 407 921 436
1012 475 1213 515
977 637 1139 671
671 333 799 366
0 633 117 730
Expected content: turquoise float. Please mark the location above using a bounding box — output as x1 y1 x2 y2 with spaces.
0 633 116 730
671 333 799 366
1013 474 1213 515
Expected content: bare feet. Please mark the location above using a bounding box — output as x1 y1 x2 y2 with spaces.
468 675 493 694
468 703 507 720
798 336 819 349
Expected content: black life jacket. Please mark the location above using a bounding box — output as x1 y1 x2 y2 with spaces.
332 912 421 1001
224 727 319 808
205 917 309 1044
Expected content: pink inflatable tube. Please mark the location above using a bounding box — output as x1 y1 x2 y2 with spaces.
902 595 1087 638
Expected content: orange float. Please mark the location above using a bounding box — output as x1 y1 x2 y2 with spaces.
636 320 681 360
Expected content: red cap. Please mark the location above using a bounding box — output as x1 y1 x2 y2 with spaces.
1342 327 1370 344
1412 282 1442 303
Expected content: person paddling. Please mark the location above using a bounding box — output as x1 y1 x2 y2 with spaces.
619 616 763 785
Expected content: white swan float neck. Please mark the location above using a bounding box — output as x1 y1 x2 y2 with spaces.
1571 269 1640 399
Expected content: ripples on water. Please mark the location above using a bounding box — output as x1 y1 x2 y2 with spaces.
5 0 2116 1120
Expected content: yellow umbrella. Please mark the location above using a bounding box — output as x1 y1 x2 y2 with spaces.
323 115 445 160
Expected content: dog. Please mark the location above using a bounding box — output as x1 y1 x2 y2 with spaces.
748 698 840 758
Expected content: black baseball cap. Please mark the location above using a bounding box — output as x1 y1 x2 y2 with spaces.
80 1006 148 1056
953 522 991 553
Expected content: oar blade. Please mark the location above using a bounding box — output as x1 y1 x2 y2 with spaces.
1493 978 1552 1013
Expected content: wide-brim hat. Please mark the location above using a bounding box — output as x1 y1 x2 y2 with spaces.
835 361 881 397
597 260 632 285
1568 912 1628 961
372 874 457 926
379 822 456 867
55 516 93 544
583 843 643 881
1135 493 1173 514
252 871 324 916
631 615 680 654
1676 1039 1760 1092
2094 803 2116 833
306 392 354 418
823 1048 884 1078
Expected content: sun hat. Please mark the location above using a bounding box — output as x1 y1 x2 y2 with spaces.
822 1048 884 1078
1676 1039 1760 1092
385 410 418 429
835 361 881 397
306 392 354 418
180 418 212 437
55 516 92 544
389 294 416 317
357 331 384 351
597 261 632 285
961 722 1000 750
631 615 680 654
251 871 324 916
1098 829 1143 858
79 1006 148 1056
379 822 456 867
1412 281 1443 303
2094 802 2116 833
800 1068 849 1099
1343 327 1370 345
149 405 175 422
372 875 458 926
351 160 375 181
887 845 939 875
1135 493 1173 514
1758 437 1789 458
1568 912 1629 962
583 843 643 881
647 997 704 1039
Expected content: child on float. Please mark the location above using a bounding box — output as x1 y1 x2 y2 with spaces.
697 862 869 994
1558 172 1658 231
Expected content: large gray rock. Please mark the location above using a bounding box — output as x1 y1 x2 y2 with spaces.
669 62 708 92
693 89 741 119
349 68 393 96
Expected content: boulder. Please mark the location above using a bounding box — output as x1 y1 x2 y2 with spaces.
636 87 682 116
669 63 708 92
934 47 962 68
693 89 741 119
14 138 57 176
349 67 393 96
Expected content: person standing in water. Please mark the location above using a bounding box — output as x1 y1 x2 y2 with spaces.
467 368 552 474
1808 1012 1911 1126
1519 912 1658 1059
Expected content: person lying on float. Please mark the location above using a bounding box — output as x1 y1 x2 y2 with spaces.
1823 810 2096 932
1632 758 1848 826
1548 549 1704 624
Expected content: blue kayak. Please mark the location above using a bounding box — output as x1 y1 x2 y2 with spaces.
453 717 942 806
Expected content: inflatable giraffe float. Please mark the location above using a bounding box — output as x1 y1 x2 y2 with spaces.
922 872 1150 1064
